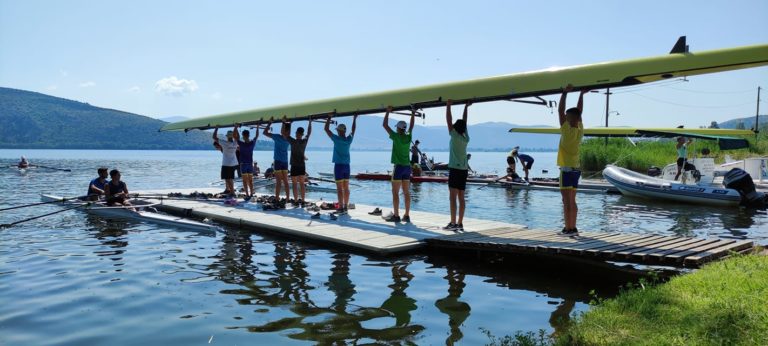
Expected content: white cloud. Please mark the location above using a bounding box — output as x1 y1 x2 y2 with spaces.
79 81 96 87
211 92 222 100
154 76 198 96
128 86 141 92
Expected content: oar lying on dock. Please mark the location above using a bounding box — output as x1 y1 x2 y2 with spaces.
309 176 361 187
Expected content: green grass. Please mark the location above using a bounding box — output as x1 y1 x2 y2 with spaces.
579 132 768 172
558 254 768 345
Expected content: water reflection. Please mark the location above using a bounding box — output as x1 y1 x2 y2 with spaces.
85 215 128 258
380 261 417 326
434 266 471 345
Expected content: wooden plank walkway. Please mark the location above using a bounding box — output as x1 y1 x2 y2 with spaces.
134 188 754 266
134 188 523 255
426 228 754 268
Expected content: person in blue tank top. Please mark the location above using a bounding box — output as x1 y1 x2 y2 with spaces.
233 123 258 201
325 113 357 214
86 167 109 201
264 116 292 204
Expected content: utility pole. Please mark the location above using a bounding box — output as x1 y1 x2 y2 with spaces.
756 86 762 142
604 88 612 146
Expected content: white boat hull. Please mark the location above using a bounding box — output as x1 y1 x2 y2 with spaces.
603 165 741 207
41 195 218 232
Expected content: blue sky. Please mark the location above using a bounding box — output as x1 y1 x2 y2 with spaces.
1 0 766 128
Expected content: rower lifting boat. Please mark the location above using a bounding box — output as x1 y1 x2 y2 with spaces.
40 195 219 232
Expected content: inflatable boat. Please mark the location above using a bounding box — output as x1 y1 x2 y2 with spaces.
602 165 742 206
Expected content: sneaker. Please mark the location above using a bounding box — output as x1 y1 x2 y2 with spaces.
456 223 463 231
402 215 411 223
560 227 578 236
244 195 252 202
335 208 346 215
311 212 321 219
443 223 457 230
368 207 383 215
384 214 401 222
329 213 338 220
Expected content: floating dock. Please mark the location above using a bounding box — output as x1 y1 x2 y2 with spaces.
135 188 753 267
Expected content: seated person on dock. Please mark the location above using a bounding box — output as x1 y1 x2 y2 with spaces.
265 164 274 179
254 162 261 177
504 157 523 182
104 169 133 210
86 167 109 201
509 147 535 181
466 154 475 175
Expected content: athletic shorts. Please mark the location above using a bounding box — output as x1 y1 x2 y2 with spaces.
392 164 412 181
274 160 289 172
221 165 237 179
520 158 534 170
334 164 351 181
106 195 126 206
559 167 581 190
241 163 254 175
448 168 469 190
291 164 307 177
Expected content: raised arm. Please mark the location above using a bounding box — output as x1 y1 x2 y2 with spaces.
577 89 587 115
281 115 290 138
445 99 454 133
350 114 358 137
462 101 470 123
408 108 416 133
383 106 393 135
233 124 240 142
263 117 274 139
213 127 219 142
306 116 313 139
558 84 573 125
324 115 333 138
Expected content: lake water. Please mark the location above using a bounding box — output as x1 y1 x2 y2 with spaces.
1 149 766 345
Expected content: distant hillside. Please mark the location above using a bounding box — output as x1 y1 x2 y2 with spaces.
716 115 767 130
0 87 269 150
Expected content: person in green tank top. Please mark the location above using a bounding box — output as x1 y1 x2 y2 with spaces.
557 84 588 236
444 99 471 231
382 106 416 223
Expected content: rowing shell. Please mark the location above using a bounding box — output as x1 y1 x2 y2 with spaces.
40 194 218 232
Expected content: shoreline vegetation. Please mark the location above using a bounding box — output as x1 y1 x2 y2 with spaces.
579 132 768 173
485 253 768 345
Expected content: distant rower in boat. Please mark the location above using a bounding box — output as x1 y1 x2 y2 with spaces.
382 106 415 223
287 116 312 206
325 113 358 215
264 117 291 204
674 136 694 181
86 167 109 201
444 99 471 231
557 84 587 236
213 127 239 196
509 147 535 181
104 169 133 210
234 124 258 201
18 156 29 169
466 154 476 175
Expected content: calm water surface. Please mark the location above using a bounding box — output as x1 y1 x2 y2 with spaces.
1 149 766 345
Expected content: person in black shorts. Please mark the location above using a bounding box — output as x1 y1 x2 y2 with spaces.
444 99 471 231
287 116 312 204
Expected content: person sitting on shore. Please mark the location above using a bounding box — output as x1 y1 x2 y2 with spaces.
509 147 535 181
18 156 29 168
382 106 416 223
325 113 357 215
104 169 133 210
86 167 109 201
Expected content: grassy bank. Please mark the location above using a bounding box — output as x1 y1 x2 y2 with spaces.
579 133 768 172
559 254 768 345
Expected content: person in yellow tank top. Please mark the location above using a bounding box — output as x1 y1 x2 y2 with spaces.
558 84 588 235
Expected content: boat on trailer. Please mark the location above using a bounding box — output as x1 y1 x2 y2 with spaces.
40 194 218 232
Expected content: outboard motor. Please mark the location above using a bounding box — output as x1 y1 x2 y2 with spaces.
647 166 661 177
723 168 767 209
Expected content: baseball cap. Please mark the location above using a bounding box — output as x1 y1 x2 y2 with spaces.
396 121 407 129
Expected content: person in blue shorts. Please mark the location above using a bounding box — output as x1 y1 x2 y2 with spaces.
264 117 291 204
86 167 109 201
324 114 357 214
234 124 258 200
509 146 535 181
382 106 416 223
557 84 587 235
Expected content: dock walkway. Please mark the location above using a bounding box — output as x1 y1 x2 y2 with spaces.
135 188 753 266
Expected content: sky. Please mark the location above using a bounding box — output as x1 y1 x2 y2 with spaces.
1 0 767 128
